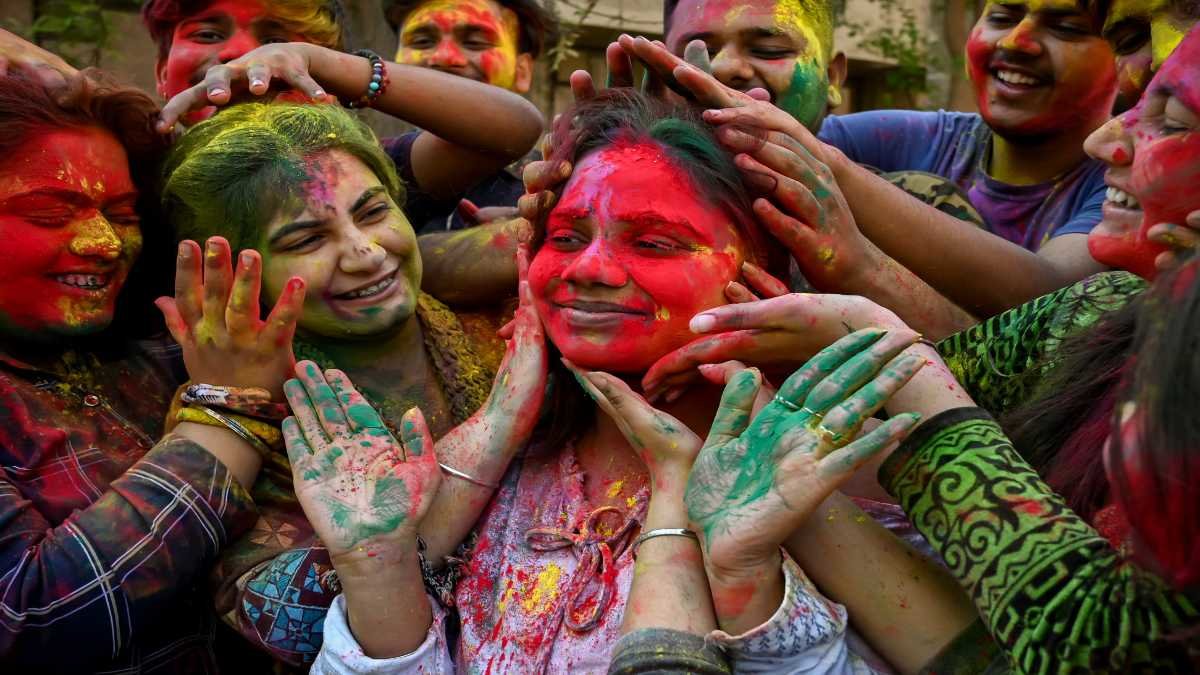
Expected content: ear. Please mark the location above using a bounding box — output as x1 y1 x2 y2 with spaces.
154 57 169 99
513 52 533 94
825 51 848 109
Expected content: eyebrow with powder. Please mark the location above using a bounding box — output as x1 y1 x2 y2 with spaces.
618 211 707 240
350 186 387 214
267 218 323 247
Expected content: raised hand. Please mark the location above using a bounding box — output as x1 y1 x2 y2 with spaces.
565 361 702 497
157 43 334 131
283 362 441 561
156 237 304 399
1148 210 1200 272
685 328 924 578
0 29 79 99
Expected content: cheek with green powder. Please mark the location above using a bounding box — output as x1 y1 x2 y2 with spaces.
775 59 828 129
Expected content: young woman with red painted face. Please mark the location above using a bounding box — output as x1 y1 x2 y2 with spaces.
663 27 1200 671
0 68 310 672
293 90 985 675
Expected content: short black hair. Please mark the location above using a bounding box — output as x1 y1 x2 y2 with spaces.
385 0 559 58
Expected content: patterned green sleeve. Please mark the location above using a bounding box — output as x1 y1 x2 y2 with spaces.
935 272 1146 417
880 408 1199 674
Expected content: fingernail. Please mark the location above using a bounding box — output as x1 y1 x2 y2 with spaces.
178 242 190 259
313 89 326 98
250 79 264 88
208 87 226 97
241 252 254 267
559 161 572 177
690 314 715 333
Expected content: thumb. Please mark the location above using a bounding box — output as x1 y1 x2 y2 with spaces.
697 360 751 386
399 407 436 463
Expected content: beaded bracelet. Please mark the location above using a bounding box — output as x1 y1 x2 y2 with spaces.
345 49 389 109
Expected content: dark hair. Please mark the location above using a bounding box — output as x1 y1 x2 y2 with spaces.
1002 299 1136 522
533 88 785 450
384 0 559 57
0 68 171 337
141 0 346 60
1107 259 1200 590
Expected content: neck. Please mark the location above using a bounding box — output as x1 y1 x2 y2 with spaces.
988 120 1103 186
574 379 725 510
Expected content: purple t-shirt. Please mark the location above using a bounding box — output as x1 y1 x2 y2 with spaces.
818 110 1107 251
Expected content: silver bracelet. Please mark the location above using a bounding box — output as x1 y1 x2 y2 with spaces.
438 462 500 489
632 528 698 557
194 405 274 458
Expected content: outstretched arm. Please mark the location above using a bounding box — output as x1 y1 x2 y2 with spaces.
158 43 544 201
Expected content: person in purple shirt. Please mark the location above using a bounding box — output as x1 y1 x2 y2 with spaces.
817 109 1106 252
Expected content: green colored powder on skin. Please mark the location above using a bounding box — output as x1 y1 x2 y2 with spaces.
776 60 828 130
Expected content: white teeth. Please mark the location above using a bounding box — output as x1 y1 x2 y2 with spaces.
56 274 109 290
996 69 1040 86
340 276 394 300
1106 186 1142 210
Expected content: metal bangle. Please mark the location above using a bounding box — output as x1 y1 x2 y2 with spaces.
438 462 500 489
632 528 699 558
916 337 939 351
194 405 274 459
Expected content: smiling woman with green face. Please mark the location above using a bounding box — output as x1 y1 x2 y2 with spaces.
160 101 548 666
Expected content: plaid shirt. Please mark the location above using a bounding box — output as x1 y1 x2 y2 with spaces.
0 341 256 672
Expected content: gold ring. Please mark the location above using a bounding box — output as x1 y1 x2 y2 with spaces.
816 423 843 446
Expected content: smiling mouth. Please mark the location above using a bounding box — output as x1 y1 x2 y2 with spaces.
556 300 644 314
1105 186 1142 210
54 273 112 291
991 67 1048 90
334 274 397 301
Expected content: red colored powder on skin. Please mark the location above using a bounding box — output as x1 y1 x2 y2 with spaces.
0 127 140 336
1089 34 1200 279
710 577 758 622
159 0 308 123
529 141 748 373
965 22 1117 137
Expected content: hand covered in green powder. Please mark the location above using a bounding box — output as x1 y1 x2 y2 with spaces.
283 361 441 562
685 328 924 577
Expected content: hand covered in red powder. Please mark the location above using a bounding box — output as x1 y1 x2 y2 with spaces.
157 237 305 400
1147 210 1200 272
284 362 441 561
685 329 924 584
483 241 548 459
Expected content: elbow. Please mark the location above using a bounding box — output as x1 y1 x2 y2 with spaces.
504 96 545 161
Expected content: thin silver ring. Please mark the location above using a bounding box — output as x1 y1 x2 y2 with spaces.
773 395 802 411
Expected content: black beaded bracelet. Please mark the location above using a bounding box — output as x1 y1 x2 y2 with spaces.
345 49 389 109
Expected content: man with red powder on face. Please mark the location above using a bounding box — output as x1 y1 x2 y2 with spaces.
142 0 345 125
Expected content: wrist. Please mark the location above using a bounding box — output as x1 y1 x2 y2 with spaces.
705 548 782 589
645 491 689 529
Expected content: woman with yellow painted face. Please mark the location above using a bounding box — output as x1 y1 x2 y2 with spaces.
160 101 549 666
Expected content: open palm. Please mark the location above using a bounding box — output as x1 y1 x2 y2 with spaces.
283 362 440 559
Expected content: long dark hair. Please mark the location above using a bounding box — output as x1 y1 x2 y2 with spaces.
1108 260 1200 590
532 89 783 451
1002 298 1138 522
